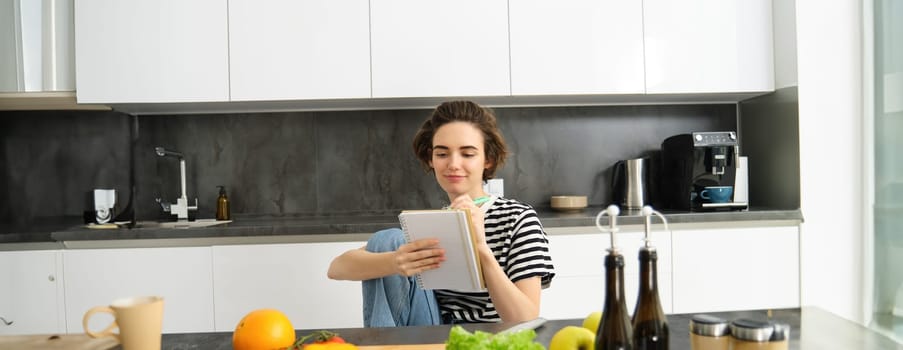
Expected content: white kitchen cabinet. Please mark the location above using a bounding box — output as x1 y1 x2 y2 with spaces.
74 0 229 103
62 247 215 334
0 250 65 335
542 229 673 320
228 0 370 101
643 0 774 94
370 0 510 98
509 0 645 95
211 241 366 331
671 224 800 313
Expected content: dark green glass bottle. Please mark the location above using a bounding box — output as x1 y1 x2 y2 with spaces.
596 252 633 350
632 247 669 349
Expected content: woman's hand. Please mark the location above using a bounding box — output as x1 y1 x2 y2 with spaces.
392 239 446 277
449 195 487 247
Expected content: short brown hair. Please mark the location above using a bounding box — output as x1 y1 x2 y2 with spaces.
412 100 508 181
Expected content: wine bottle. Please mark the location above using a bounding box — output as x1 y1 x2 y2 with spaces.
632 206 669 350
597 253 633 350
632 247 669 349
594 204 633 350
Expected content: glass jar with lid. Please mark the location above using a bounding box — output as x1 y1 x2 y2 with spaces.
690 314 730 350
729 319 789 350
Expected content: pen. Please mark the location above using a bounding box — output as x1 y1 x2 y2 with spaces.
443 196 492 210
473 196 491 206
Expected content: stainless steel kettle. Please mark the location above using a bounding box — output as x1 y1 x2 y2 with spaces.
611 158 651 209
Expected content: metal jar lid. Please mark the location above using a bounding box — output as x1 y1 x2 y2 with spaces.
770 322 791 341
730 319 774 342
690 314 730 337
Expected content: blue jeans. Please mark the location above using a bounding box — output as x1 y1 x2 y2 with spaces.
362 228 442 327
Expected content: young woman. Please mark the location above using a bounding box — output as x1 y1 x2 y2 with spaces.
328 100 554 326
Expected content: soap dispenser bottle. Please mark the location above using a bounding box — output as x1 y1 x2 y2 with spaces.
216 186 230 221
632 206 670 350
595 205 634 350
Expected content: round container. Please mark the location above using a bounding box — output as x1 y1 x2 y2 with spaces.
729 319 789 350
690 314 730 350
550 195 587 212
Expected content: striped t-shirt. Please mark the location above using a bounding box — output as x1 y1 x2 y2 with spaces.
434 197 555 323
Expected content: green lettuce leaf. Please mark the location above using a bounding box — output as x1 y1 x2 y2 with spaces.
446 325 545 350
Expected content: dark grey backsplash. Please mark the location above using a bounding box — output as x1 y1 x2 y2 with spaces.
1 104 737 227
0 111 132 227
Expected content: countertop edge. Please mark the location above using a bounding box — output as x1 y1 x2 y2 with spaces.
0 208 803 248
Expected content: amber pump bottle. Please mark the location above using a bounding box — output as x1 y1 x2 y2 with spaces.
216 186 230 221
632 206 670 350
595 205 634 350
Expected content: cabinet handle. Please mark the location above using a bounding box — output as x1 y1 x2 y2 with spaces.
0 316 12 326
48 275 55 282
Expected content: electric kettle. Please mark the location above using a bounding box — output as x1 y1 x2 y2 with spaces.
611 158 651 209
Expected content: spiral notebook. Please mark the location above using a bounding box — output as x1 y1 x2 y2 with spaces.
398 209 486 292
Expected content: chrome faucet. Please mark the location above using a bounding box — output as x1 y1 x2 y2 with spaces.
154 147 197 220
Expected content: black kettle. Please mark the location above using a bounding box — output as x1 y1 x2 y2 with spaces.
611 158 652 209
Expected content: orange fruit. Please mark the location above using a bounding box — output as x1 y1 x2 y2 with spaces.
233 309 296 350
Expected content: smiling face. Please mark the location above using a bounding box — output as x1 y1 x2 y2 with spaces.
429 121 491 201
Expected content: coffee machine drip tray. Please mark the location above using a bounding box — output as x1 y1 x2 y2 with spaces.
701 202 748 210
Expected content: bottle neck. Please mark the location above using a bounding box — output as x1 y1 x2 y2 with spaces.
604 253 628 308
638 248 659 295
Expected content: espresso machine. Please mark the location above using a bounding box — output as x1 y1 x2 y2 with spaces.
660 131 748 211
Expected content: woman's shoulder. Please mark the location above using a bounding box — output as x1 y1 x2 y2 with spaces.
488 197 548 240
490 197 538 214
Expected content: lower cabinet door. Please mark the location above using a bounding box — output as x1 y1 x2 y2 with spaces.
542 231 673 320
211 241 366 331
0 250 65 335
63 247 215 334
671 225 800 313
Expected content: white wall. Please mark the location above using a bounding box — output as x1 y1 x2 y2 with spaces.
796 0 866 323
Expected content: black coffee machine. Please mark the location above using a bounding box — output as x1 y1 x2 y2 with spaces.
660 131 748 211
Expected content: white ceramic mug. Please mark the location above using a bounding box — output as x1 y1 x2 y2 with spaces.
83 296 164 350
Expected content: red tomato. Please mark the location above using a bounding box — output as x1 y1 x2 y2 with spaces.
294 331 352 350
317 335 345 344
303 343 357 350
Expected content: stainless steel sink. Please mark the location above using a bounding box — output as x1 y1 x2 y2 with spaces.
134 219 232 229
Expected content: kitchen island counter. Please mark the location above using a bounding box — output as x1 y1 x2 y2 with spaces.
149 307 897 350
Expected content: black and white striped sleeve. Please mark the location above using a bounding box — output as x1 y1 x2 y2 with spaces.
505 207 555 288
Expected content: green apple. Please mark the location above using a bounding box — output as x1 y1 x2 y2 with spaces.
582 311 602 334
549 325 595 350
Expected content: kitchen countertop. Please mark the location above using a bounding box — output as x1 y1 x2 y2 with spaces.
139 307 898 349
0 207 803 245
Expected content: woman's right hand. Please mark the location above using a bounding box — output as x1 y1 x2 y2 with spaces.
393 239 446 277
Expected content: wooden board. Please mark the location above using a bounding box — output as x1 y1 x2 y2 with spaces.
358 344 445 350
0 334 117 350
0 335 446 350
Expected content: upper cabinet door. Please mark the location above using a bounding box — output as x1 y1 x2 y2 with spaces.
229 0 370 101
643 0 774 94
370 0 510 98
509 0 645 95
74 0 229 103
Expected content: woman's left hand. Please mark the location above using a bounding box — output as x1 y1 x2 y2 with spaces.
449 195 487 247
